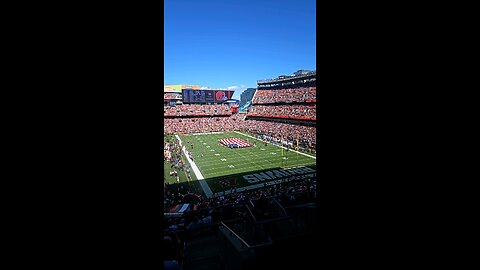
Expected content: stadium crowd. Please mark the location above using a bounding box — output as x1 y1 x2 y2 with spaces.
164 104 232 116
253 87 316 104
164 116 238 135
164 116 316 151
247 105 316 119
163 82 317 269
243 119 316 151
163 82 317 153
164 139 188 182
163 174 316 269
164 174 316 231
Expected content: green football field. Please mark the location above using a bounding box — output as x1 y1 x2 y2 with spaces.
171 131 316 194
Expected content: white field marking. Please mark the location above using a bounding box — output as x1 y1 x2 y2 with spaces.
228 145 269 170
199 158 315 171
198 145 295 169
174 135 213 198
196 137 314 175
233 131 316 159
200 158 315 172
203 164 264 178
244 144 302 168
200 154 292 173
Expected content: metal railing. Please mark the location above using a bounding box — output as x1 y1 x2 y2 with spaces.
245 204 257 224
273 198 287 216
220 222 251 248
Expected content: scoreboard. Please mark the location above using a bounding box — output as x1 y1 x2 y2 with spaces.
182 90 234 103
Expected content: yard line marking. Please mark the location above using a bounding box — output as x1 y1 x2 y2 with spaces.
232 146 269 170
233 131 316 159
179 132 315 182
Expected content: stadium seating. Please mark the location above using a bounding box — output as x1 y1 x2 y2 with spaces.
242 119 316 150
164 104 232 117
164 116 240 134
247 105 316 120
163 78 317 270
253 87 316 104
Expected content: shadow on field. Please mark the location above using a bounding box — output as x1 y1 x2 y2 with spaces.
165 164 317 196
203 164 317 194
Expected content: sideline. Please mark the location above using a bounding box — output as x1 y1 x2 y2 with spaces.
233 131 316 159
190 131 224 136
174 135 213 198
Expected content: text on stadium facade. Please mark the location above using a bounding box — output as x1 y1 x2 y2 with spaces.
243 166 316 184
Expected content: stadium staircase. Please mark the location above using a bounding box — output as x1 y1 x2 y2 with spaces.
181 195 317 270
216 198 317 270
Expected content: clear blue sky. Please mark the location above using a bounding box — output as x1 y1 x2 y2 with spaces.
164 0 316 99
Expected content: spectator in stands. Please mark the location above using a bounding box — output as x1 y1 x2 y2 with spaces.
164 235 182 270
164 85 317 152
248 105 316 119
164 104 232 117
253 87 316 104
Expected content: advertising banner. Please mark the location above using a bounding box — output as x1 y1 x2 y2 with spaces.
164 85 182 93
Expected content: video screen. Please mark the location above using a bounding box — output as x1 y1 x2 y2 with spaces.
182 90 234 103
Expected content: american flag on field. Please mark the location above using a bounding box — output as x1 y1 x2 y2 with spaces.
219 138 252 148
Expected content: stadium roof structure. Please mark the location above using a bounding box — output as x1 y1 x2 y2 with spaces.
225 99 239 103
257 70 316 84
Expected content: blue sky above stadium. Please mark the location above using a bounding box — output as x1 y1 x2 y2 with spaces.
164 0 316 99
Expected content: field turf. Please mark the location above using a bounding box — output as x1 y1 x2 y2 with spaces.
177 131 316 194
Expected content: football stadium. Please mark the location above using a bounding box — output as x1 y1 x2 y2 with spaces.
163 71 317 269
